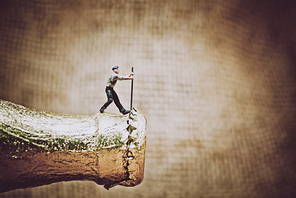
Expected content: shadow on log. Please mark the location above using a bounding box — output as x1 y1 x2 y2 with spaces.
0 99 147 192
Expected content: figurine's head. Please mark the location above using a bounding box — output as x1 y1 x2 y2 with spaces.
112 65 119 74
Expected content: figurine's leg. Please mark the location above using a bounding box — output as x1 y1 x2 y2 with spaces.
100 87 113 113
111 89 130 115
110 89 125 112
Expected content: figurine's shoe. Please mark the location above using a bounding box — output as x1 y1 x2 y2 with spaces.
100 108 104 113
121 110 130 115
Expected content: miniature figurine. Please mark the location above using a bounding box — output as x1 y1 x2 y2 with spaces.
100 65 134 115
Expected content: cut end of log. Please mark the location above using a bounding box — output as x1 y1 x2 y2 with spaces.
0 99 147 192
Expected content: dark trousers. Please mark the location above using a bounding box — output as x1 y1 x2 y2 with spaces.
101 87 124 112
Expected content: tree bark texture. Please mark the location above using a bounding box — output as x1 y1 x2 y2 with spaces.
0 100 147 192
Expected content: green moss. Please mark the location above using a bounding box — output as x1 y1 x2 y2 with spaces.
0 128 88 152
0 124 126 152
45 138 88 151
96 133 124 150
0 129 37 153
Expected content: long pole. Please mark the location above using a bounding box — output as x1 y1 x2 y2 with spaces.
130 67 134 111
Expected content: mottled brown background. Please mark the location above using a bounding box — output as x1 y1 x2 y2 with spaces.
1 0 296 198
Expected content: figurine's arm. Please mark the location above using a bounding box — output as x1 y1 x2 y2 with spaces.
122 73 134 80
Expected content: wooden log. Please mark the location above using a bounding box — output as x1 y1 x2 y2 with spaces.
0 99 147 192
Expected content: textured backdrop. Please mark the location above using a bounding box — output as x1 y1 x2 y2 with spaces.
1 0 296 197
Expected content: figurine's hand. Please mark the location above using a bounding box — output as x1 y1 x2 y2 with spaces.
129 73 134 77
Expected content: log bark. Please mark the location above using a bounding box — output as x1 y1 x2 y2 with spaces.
0 99 147 192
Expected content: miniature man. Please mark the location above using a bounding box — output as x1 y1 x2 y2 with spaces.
100 65 133 115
